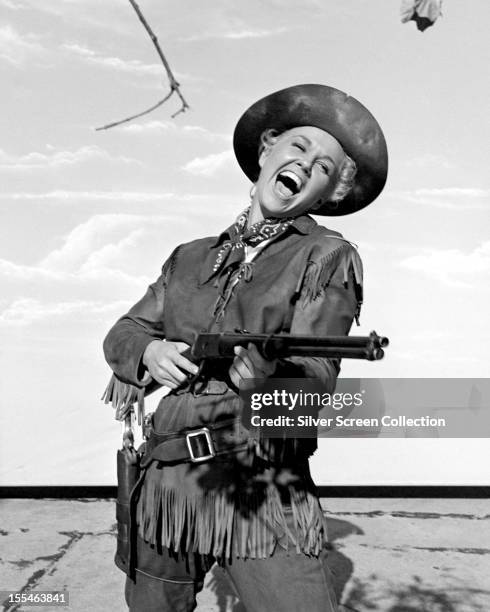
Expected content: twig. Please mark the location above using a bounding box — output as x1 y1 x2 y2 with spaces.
96 92 172 132
128 0 188 112
96 0 189 131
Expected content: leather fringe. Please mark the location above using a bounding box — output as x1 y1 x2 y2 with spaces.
301 242 364 325
101 374 145 423
136 479 326 560
162 244 181 285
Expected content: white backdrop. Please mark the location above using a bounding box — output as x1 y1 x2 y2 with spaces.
1 0 489 486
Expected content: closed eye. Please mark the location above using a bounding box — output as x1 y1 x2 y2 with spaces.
292 142 306 152
317 162 330 175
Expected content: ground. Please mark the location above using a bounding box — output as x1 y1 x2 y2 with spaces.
0 498 489 612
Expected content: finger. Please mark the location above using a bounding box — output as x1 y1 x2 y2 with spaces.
158 360 188 385
229 366 256 392
246 342 262 358
228 364 240 388
162 378 179 389
231 354 254 380
233 345 247 357
173 352 199 375
233 346 255 374
246 343 275 371
247 343 277 375
234 345 270 377
150 370 178 388
167 342 195 367
173 342 191 353
229 363 252 389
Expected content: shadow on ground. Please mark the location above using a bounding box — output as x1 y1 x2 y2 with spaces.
205 567 246 612
343 575 490 611
325 516 364 603
204 514 490 612
203 516 360 611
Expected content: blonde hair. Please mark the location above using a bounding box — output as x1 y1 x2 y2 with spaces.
330 154 357 203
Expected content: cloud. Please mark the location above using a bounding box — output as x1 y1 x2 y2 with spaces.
2 209 234 289
0 0 26 9
182 26 292 42
0 191 239 217
0 215 173 326
223 26 291 39
0 255 149 289
38 214 154 273
61 43 162 76
21 0 116 7
0 212 215 329
11 0 121 25
0 298 132 326
0 215 171 292
0 201 252 332
61 43 205 85
393 188 489 210
0 145 139 171
79 230 147 275
0 190 177 202
0 259 61 281
120 120 230 142
399 241 490 288
0 25 44 65
182 150 234 177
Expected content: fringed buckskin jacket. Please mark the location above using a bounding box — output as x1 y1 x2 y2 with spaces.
103 213 362 561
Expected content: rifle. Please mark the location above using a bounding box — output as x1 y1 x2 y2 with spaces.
110 329 388 420
183 330 389 362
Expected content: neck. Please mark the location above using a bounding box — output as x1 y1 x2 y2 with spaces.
247 197 264 227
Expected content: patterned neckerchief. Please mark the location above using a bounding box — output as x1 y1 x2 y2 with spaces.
213 207 294 274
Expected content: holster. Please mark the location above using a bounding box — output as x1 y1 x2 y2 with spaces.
115 443 146 579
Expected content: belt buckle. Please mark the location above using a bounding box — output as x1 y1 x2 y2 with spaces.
186 428 215 463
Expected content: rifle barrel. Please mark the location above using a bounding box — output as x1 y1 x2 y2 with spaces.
191 332 387 361
263 345 384 360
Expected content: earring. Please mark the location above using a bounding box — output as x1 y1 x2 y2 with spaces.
250 184 257 200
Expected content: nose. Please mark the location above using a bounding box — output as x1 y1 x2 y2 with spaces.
296 158 312 177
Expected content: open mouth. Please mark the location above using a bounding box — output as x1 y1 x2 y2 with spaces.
275 170 303 198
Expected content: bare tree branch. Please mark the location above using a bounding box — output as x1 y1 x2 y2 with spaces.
96 92 172 132
128 0 188 110
95 0 190 131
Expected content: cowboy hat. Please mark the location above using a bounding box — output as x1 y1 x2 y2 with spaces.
233 84 388 215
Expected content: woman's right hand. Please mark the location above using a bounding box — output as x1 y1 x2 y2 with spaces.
142 340 199 388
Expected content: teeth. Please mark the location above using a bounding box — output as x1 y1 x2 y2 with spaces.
279 170 302 191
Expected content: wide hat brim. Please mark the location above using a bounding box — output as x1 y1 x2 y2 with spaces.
233 84 388 216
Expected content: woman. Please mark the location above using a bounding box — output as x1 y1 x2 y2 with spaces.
103 83 388 612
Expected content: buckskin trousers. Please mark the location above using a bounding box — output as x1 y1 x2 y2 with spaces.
124 510 339 612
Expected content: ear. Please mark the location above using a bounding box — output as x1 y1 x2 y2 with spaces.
258 128 280 168
258 146 271 169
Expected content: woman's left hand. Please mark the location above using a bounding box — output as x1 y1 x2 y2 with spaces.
229 342 277 390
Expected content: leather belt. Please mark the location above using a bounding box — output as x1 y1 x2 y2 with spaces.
141 417 250 467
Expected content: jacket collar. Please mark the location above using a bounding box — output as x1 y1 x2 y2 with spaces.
200 214 318 285
209 213 317 248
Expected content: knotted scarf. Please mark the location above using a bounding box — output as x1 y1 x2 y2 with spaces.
212 207 294 275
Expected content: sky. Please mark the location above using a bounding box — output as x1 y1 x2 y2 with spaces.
1 0 489 485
